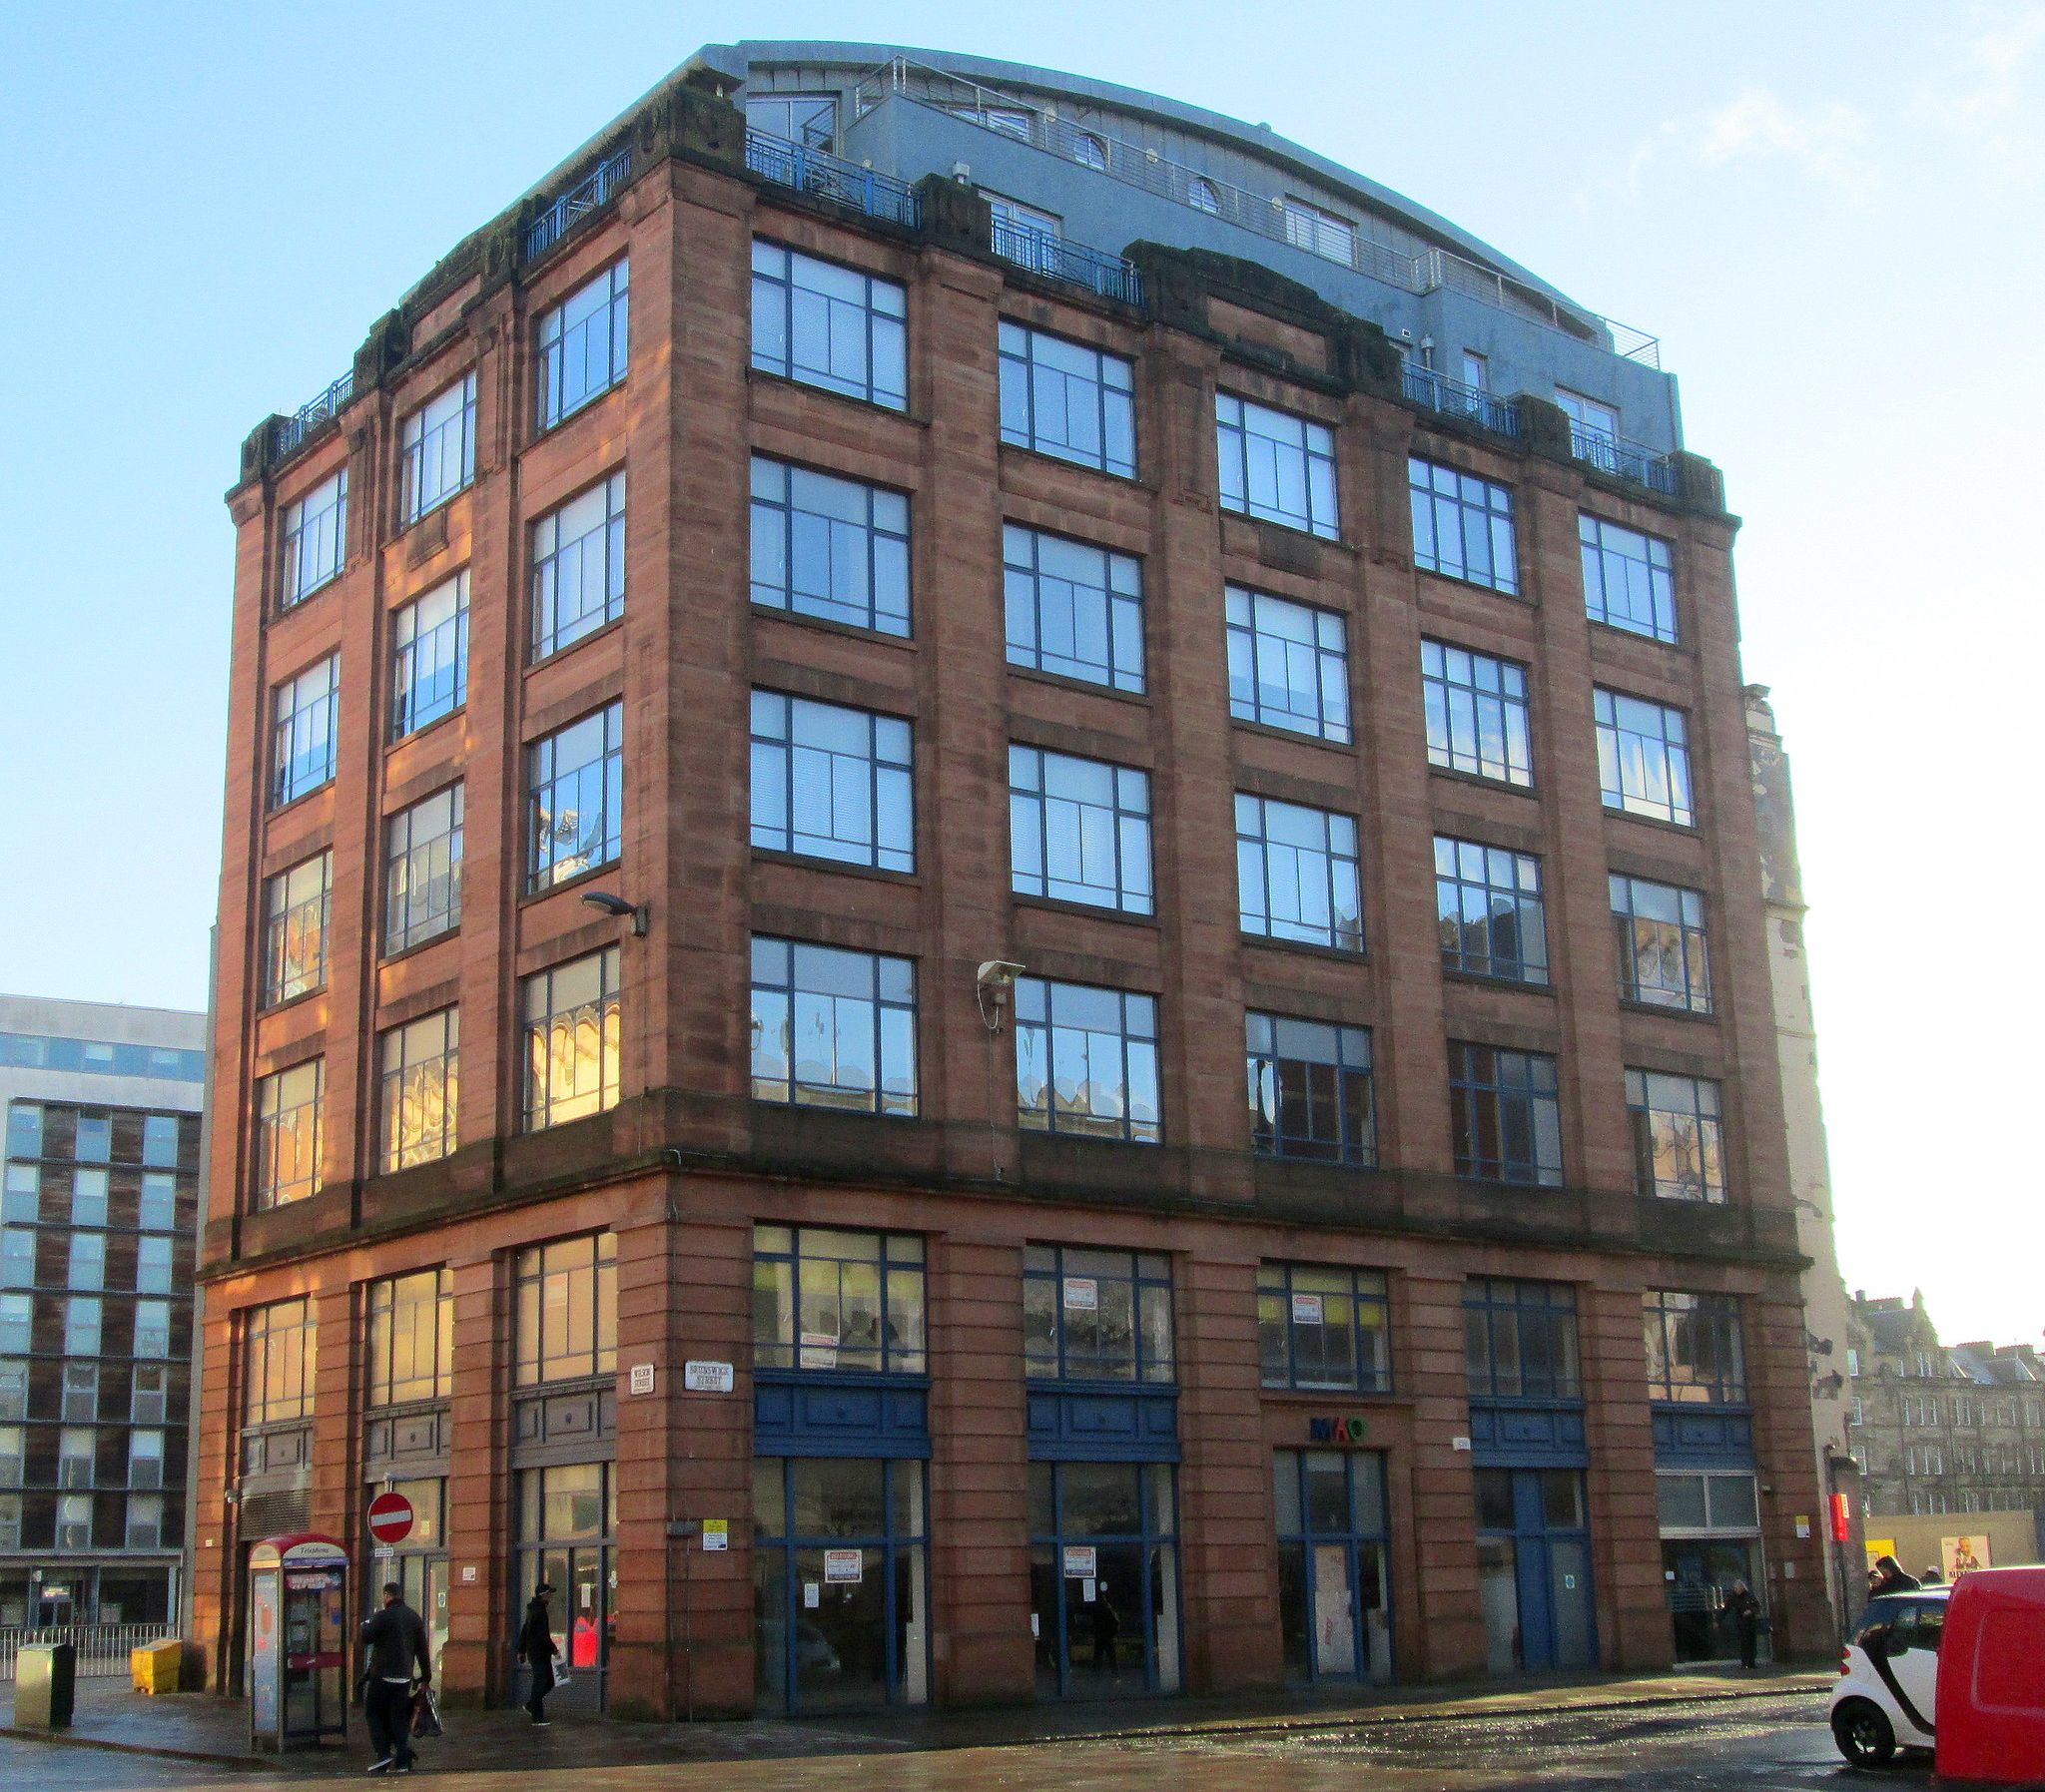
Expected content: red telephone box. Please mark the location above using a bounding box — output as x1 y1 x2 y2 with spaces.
1935 1564 2045 1785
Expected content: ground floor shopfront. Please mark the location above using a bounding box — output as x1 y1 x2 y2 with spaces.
189 1173 1833 1717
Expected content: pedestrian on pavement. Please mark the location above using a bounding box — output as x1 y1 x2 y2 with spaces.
519 1581 561 1726
359 1580 431 1774
1869 1554 1921 1596
1725 1578 1762 1669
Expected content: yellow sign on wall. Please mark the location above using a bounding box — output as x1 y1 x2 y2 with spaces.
1864 1537 1897 1569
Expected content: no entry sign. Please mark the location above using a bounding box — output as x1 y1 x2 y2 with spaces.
366 1491 415 1546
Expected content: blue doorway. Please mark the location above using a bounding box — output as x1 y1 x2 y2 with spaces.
1475 1467 1596 1672
1027 1460 1181 1698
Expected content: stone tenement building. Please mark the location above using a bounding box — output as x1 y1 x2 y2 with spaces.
195 42 1837 1716
1847 1293 2045 1524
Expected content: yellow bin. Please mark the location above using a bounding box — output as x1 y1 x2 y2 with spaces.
132 1638 183 1694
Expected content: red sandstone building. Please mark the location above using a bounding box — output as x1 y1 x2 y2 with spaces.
196 44 1831 1717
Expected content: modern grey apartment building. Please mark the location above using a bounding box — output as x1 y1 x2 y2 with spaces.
1 993 206 1629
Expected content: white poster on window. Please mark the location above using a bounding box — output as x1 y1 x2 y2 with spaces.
1291 1293 1325 1326
799 1330 839 1370
824 1548 865 1585
1061 1277 1098 1312
1062 1545 1096 1579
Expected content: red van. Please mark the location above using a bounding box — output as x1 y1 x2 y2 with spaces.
1935 1564 2045 1786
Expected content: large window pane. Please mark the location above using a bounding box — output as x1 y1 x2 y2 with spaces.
1004 524 1144 692
1218 394 1339 539
1015 978 1159 1144
1010 745 1152 914
527 704 625 891
521 948 622 1131
750 457 910 637
1226 587 1350 742
998 321 1135 477
749 937 918 1117
537 261 629 430
752 242 907 409
750 693 914 873
531 473 627 660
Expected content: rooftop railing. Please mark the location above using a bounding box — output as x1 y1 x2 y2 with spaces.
522 147 632 265
1401 364 1522 437
270 371 354 458
746 130 922 230
1570 424 1680 495
991 218 1144 306
854 56 1662 370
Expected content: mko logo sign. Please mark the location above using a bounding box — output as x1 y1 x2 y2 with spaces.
1307 1415 1370 1444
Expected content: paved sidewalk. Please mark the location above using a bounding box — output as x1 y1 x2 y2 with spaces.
0 1666 1831 1775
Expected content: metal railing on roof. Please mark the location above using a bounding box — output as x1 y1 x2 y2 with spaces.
1569 424 1679 495
1401 364 1522 437
522 147 632 264
991 219 1143 305
746 130 923 229
271 371 354 458
852 56 1662 369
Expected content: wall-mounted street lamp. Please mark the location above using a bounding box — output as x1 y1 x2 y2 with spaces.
580 891 649 936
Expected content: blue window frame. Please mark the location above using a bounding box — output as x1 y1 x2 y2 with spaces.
525 702 624 892
748 937 918 1118
1257 1264 1390 1392
999 320 1136 477
1236 794 1363 951
262 850 332 1007
1464 1278 1581 1400
1246 1015 1376 1166
1644 1291 1746 1405
1216 394 1339 539
1595 688 1694 826
536 260 629 431
390 570 468 738
751 1224 927 1375
531 473 626 662
1422 640 1533 787
753 1457 930 1712
1626 1069 1724 1203
1028 1461 1182 1697
1410 456 1518 594
1474 1466 1597 1672
1610 875 1711 1014
1023 1245 1173 1385
1580 515 1676 643
750 457 911 637
749 692 915 874
271 654 339 809
1226 586 1351 743
1004 524 1144 692
751 241 907 410
1009 746 1152 914
1273 1448 1394 1686
398 372 477 524
1449 1043 1562 1186
281 468 346 607
1015 978 1160 1144
1434 836 1548 983
384 785 462 955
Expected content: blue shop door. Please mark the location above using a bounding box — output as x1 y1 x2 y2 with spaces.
1477 1468 1597 1673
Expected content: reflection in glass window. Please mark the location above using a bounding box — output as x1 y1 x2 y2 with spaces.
1258 1263 1391 1392
1449 1043 1562 1186
1236 795 1362 951
1010 746 1152 914
998 321 1136 477
1611 875 1710 1013
514 1234 615 1385
142 1115 180 1168
281 469 347 607
1246 1013 1376 1166
253 1060 324 1210
135 1234 173 1295
243 1298 317 1425
1626 1070 1724 1203
749 692 914 873
1465 1277 1580 1399
527 703 624 891
748 937 918 1117
1644 1290 1745 1404
1434 837 1548 983
390 571 469 737
751 242 907 409
1226 587 1350 742
65 1295 102 1356
384 785 463 954
1410 458 1518 594
520 948 621 1132
271 655 339 808
531 473 626 661
1580 515 1677 643
379 1008 459 1171
536 261 629 431
1595 688 1694 826
1003 524 1144 692
1216 394 1339 539
751 1224 926 1375
262 851 332 1006
750 457 910 637
399 372 477 523
1015 978 1160 1143
68 1231 105 1291
368 1268 454 1405
1023 1244 1173 1383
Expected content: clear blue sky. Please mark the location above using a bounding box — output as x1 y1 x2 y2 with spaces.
2 2 2039 1342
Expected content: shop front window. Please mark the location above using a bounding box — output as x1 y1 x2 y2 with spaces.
1273 1449 1393 1685
752 1226 926 1376
513 1462 615 1710
1027 1461 1180 1700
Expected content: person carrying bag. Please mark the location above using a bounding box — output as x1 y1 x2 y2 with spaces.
518 1581 562 1726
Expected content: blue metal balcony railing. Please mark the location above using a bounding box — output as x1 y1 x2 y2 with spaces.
991 219 1144 307
1570 424 1680 495
523 148 632 264
1401 364 1522 437
746 131 922 230
271 371 355 458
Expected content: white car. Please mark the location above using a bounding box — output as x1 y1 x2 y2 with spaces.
1829 1585 1950 1767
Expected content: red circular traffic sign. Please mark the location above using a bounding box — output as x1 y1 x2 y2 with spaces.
366 1492 415 1546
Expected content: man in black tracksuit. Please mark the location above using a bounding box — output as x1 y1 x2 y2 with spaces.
518 1582 561 1725
359 1581 431 1772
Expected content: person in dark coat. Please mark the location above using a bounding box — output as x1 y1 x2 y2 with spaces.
1869 1554 1921 1596
359 1581 431 1772
518 1582 560 1725
1089 1593 1120 1675
1725 1578 1763 1669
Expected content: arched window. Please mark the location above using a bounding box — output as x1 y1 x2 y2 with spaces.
1188 177 1220 215
1073 132 1108 171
